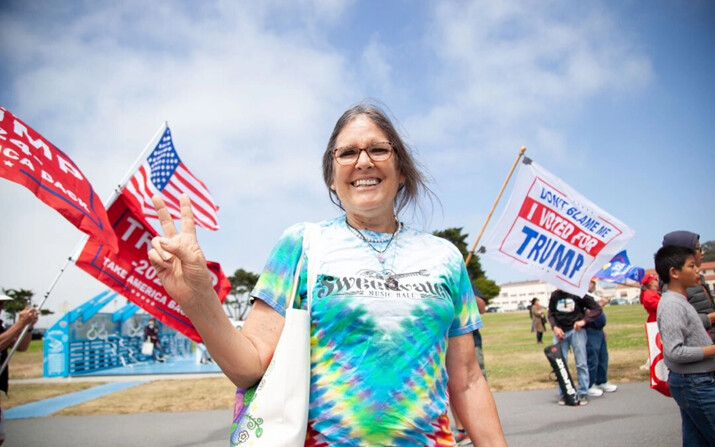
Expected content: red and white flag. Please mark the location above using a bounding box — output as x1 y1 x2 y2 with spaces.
482 160 635 296
123 125 219 231
0 106 118 252
75 192 231 342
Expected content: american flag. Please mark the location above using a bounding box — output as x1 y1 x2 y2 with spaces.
122 126 219 231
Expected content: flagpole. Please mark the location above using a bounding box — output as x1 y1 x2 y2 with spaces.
108 121 168 204
465 146 526 266
69 121 168 261
0 252 76 374
0 122 168 375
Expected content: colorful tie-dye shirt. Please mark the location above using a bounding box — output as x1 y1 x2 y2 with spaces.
251 217 481 447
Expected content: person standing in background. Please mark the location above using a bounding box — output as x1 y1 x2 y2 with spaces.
530 297 546 344
143 318 165 363
584 280 617 397
0 295 39 446
640 273 661 323
548 288 602 406
639 273 661 370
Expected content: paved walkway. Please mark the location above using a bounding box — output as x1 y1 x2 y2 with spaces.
4 381 681 447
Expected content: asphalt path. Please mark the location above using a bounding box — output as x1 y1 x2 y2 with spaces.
7 381 680 447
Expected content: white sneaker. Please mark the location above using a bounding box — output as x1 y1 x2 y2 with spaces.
597 382 618 393
587 385 604 397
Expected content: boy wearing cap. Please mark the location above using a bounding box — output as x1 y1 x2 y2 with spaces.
655 245 715 447
662 231 715 343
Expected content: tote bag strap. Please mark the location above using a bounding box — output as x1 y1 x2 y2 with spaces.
304 223 320 314
286 223 320 313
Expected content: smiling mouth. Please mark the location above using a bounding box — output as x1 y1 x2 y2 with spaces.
352 178 380 187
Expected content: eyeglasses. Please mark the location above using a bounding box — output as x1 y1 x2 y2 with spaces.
333 142 393 165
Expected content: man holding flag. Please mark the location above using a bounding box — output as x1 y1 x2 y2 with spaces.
548 287 603 406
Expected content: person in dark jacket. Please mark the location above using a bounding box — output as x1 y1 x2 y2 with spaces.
662 231 715 343
143 319 165 362
548 288 602 405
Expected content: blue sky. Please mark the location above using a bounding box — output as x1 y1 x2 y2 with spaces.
1 1 713 325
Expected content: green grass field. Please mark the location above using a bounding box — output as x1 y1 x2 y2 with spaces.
480 304 650 391
7 304 652 414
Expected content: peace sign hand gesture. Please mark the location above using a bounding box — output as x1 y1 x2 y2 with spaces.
148 194 217 308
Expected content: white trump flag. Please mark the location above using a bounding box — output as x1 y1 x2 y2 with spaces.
482 160 635 296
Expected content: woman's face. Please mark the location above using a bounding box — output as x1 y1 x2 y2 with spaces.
647 278 659 290
330 115 404 222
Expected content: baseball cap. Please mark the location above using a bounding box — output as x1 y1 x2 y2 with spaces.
641 273 658 286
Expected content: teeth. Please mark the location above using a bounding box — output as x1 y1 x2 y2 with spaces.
353 178 379 187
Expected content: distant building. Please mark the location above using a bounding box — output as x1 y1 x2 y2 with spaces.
492 280 557 311
492 261 715 311
700 261 715 291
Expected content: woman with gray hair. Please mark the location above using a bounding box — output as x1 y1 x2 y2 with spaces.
148 100 507 446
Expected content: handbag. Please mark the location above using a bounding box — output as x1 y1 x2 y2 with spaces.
141 339 154 356
230 223 318 446
645 322 671 397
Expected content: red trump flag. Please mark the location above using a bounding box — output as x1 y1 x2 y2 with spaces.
75 192 231 342
0 106 118 252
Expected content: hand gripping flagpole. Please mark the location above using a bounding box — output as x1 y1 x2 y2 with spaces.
465 146 527 266
0 122 168 376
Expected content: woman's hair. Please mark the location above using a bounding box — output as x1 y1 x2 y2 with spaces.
321 99 435 219
531 297 539 305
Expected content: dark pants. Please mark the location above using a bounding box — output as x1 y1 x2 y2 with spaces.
586 328 608 387
668 371 715 447
152 341 165 361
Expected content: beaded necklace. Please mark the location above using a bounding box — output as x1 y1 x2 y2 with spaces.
345 216 402 290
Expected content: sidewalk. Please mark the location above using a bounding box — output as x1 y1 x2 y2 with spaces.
5 381 680 447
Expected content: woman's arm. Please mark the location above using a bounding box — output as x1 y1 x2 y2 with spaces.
447 334 507 447
148 194 281 388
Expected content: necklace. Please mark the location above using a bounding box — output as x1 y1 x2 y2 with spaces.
345 217 401 290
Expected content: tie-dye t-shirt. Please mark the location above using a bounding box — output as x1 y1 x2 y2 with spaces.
251 216 481 447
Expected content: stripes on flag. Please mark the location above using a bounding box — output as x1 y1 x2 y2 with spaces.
122 126 219 231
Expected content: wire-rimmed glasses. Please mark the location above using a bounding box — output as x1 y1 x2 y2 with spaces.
332 141 394 165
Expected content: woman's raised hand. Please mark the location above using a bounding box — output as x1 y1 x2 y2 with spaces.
148 194 216 307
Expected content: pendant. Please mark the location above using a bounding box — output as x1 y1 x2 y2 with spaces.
377 253 385 264
385 275 399 291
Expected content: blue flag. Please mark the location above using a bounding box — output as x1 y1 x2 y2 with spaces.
593 250 644 284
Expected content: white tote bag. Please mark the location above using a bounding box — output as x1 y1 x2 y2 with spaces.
141 340 154 356
230 223 319 447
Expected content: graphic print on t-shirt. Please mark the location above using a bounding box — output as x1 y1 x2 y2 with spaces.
556 297 576 313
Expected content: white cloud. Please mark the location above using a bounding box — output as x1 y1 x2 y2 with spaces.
0 1 356 316
408 0 654 157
